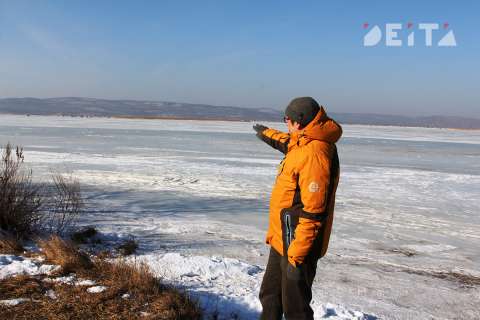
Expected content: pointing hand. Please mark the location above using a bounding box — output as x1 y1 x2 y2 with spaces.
253 124 268 135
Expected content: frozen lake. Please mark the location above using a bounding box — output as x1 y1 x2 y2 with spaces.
1 114 479 319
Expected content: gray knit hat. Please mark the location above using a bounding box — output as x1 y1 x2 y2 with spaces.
285 97 320 127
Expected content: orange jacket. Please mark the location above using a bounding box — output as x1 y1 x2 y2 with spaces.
258 107 342 266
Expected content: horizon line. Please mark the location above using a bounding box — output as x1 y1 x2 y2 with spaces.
0 95 478 120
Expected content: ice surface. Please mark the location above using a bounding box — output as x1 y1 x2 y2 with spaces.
1 114 479 319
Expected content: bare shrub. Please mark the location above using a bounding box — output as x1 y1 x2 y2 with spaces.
37 235 93 273
0 143 43 237
117 237 139 256
42 172 83 235
0 143 84 238
71 226 97 244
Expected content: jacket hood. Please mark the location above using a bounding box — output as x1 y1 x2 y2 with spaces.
289 106 342 148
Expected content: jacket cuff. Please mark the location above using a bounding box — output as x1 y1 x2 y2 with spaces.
288 255 302 267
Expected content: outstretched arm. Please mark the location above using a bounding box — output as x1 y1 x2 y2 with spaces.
253 124 290 154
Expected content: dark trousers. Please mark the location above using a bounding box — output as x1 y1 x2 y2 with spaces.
259 248 318 320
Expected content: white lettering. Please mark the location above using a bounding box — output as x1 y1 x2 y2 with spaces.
419 23 439 46
386 23 402 46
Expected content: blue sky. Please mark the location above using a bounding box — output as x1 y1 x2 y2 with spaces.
0 1 479 117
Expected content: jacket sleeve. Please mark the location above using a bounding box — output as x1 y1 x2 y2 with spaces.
257 128 290 154
287 151 332 266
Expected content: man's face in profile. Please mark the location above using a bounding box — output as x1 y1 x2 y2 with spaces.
286 117 302 133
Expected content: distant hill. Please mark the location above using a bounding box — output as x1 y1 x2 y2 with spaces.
1 97 479 129
0 97 281 122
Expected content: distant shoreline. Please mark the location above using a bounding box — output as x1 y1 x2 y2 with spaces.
113 115 480 131
1 112 479 131
113 114 253 122
1 97 480 130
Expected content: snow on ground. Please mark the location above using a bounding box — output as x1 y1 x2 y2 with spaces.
0 249 375 319
0 298 30 306
45 289 57 299
87 286 107 293
43 274 97 287
43 274 75 283
140 252 377 320
75 279 96 286
0 254 59 280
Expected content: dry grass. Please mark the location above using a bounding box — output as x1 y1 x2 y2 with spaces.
37 235 93 273
92 259 159 294
0 274 47 300
0 230 24 254
0 237 202 319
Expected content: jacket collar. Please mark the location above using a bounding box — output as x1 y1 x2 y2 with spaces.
287 106 342 152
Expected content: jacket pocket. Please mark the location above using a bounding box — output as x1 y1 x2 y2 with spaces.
280 205 329 260
280 205 301 257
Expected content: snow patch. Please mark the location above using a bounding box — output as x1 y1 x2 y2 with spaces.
87 285 107 293
0 254 58 280
45 274 76 284
320 303 377 319
75 279 96 286
45 289 57 299
143 252 261 280
139 253 375 320
0 298 29 306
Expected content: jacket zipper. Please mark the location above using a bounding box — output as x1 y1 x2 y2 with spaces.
285 214 292 248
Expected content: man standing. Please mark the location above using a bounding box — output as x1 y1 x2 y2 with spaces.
253 97 342 320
